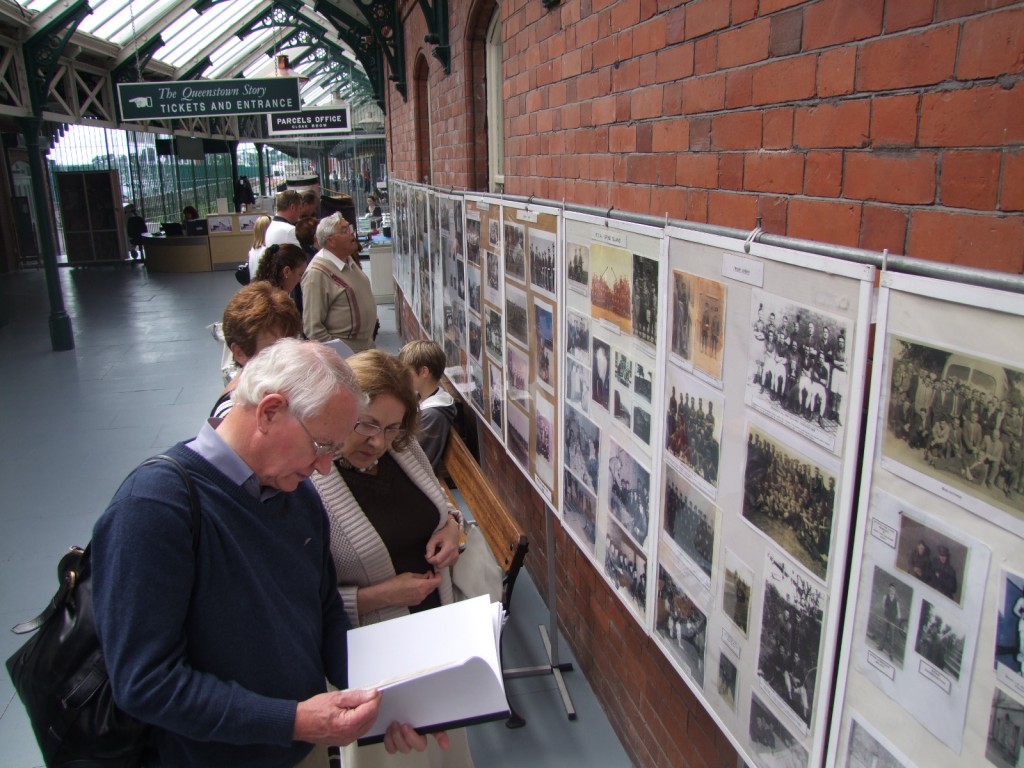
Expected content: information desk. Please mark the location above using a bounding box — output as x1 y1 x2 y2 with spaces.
141 234 212 272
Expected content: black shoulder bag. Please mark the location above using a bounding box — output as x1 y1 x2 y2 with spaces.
5 455 201 768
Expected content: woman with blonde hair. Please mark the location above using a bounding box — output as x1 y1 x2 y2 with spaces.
246 215 273 277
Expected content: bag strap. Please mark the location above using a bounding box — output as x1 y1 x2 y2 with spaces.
10 454 202 635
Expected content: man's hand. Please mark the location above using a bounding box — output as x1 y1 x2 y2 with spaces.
383 722 450 754
293 689 381 746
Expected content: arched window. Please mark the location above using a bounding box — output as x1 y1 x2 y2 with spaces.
413 55 432 184
485 9 503 192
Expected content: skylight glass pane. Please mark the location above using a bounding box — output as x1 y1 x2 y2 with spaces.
96 0 179 44
158 1 250 69
77 0 133 36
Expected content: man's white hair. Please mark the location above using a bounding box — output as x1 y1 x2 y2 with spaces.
233 337 365 420
315 212 347 249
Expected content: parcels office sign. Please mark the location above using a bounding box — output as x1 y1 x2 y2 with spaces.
268 107 352 136
118 78 301 121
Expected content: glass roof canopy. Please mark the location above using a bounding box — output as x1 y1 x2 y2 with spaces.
15 0 372 107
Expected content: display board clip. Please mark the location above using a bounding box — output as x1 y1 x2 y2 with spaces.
881 248 890 273
743 225 764 253
604 206 613 224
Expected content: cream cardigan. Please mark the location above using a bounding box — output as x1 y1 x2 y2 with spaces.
311 440 456 627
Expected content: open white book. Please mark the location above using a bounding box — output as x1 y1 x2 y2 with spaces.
346 594 508 745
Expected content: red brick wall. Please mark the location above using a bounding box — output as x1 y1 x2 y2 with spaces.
387 2 1024 765
387 0 1024 272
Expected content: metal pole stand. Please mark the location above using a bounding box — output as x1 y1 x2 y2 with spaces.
501 507 577 722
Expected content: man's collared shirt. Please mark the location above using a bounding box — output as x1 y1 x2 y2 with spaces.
186 419 280 501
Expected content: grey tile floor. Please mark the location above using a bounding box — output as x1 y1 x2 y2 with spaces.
0 265 632 767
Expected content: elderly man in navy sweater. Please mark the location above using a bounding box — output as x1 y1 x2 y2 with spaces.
92 338 440 766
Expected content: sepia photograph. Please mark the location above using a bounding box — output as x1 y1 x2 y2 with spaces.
656 564 707 687
662 463 717 586
488 360 504 431
722 548 754 637
604 520 647 618
862 566 913 668
485 306 503 362
592 336 611 411
846 714 914 768
748 693 809 768
565 404 601 494
503 220 526 282
505 283 529 346
567 309 590 363
894 514 968 606
507 402 530 467
467 264 481 315
665 363 724 495
718 652 738 712
746 291 854 453
669 270 726 381
534 298 555 392
913 598 966 681
632 253 659 346
742 424 837 581
608 438 651 547
506 341 530 407
567 241 590 295
758 548 825 728
566 356 591 416
564 468 597 551
529 229 557 295
987 687 1024 768
590 243 633 334
881 334 1024 521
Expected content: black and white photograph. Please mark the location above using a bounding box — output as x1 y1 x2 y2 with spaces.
535 394 555 494
488 360 504 432
566 356 591 416
614 349 633 388
466 214 481 265
533 298 555 392
722 548 754 637
995 569 1024 696
485 307 503 362
670 270 726 382
604 520 647 618
567 242 590 295
612 384 632 431
742 424 837 581
632 253 659 346
746 291 854 454
488 218 500 250
748 693 809 768
662 463 716 588
503 220 526 283
505 283 529 346
894 515 968 606
656 564 707 686
506 342 530 408
845 714 914 768
469 316 482 361
592 336 611 411
863 567 913 668
633 405 651 445
634 362 654 402
468 358 484 414
507 402 530 467
567 309 590 363
564 468 597 552
608 438 651 548
864 569 913 671
530 229 557 296
881 334 1024 522
758 548 825 729
665 364 724 496
718 652 738 712
467 263 481 315
987 687 1024 768
590 243 633 335
913 598 966 682
485 249 501 306
565 404 601 494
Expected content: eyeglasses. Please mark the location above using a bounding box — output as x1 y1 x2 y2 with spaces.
292 412 338 456
353 421 407 439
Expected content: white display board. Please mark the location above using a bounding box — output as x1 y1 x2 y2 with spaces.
830 272 1024 768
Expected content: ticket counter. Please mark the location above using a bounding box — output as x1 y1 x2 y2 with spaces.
142 212 258 272
141 234 212 272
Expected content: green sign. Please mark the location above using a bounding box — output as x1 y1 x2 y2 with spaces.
268 107 352 136
118 78 301 121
